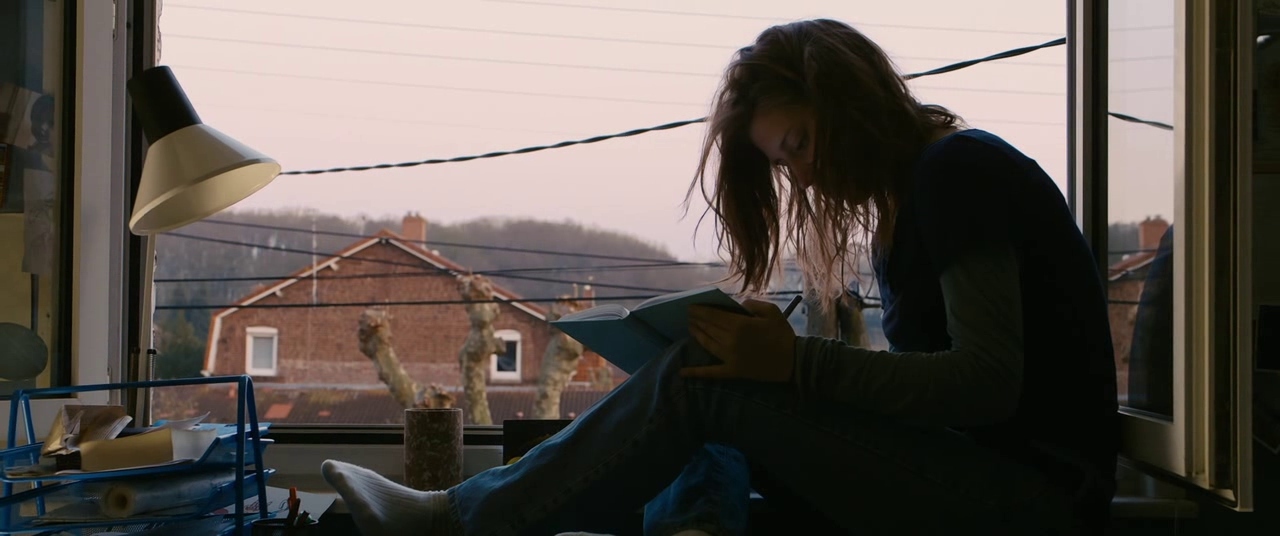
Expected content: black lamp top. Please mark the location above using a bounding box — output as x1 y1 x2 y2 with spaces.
127 66 203 143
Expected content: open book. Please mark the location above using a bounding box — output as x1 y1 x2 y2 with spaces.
551 285 749 374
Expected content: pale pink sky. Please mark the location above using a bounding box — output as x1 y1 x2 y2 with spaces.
157 0 1173 260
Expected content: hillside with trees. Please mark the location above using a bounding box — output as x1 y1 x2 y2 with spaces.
150 209 726 378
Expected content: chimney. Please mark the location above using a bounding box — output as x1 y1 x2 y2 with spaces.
401 212 428 243
1138 216 1170 252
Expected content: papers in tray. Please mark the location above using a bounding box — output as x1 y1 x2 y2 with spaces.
2 414 268 478
41 405 133 458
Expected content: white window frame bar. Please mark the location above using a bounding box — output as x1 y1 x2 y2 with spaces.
489 329 522 383
244 326 280 377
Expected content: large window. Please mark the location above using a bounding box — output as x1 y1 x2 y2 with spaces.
0 0 73 395
1078 0 1253 510
147 2 1065 428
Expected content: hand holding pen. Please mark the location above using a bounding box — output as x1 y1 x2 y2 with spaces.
681 294 803 382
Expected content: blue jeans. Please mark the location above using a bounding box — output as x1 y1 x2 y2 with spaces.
448 339 1083 536
643 443 751 536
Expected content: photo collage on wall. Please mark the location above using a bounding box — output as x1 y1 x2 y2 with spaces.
0 82 56 276
0 143 9 208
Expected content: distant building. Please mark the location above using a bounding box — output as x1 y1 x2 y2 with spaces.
193 214 619 424
1107 216 1172 399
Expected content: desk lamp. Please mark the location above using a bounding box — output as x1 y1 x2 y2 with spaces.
127 66 280 234
122 66 281 416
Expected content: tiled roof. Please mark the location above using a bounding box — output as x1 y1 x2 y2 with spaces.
152 385 613 426
1108 251 1157 281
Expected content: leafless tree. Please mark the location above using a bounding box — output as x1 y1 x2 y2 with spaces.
457 274 504 425
532 297 585 419
357 309 456 409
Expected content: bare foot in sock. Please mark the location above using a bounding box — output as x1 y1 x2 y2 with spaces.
321 459 460 536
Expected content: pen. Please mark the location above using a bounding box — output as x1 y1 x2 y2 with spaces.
781 294 803 318
287 486 300 525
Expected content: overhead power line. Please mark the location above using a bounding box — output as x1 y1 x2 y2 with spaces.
190 219 695 264
166 2 1061 45
176 63 1061 107
901 38 1064 79
160 7 1066 67
168 33 1070 83
164 232 684 294
169 65 706 107
278 37 1067 176
1107 112 1174 131
155 290 882 311
162 3 731 49
156 259 720 284
480 0 1063 37
166 34 719 78
157 295 661 311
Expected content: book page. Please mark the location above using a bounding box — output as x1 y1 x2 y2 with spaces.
634 286 720 310
553 303 629 323
632 286 748 342
552 315 667 374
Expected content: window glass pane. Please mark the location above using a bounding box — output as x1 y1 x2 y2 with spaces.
1107 0 1176 416
251 335 275 370
148 2 1062 426
496 340 518 373
0 0 70 395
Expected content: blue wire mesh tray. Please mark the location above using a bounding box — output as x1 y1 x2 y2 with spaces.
0 376 271 535
0 468 274 534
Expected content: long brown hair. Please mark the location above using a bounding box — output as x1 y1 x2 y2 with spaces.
688 19 961 301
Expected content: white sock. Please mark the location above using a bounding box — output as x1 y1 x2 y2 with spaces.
322 459 461 536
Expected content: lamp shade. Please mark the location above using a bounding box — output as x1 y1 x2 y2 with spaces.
127 67 280 235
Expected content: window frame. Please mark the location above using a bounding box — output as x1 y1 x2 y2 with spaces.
0 0 133 446
489 329 522 383
99 0 1259 501
244 326 280 377
1072 0 1254 511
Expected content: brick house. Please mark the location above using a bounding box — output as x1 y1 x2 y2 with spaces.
1106 216 1172 401
201 214 617 397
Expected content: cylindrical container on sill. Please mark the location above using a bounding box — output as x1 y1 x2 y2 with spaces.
404 407 464 491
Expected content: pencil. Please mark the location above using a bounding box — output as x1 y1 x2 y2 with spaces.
781 295 803 318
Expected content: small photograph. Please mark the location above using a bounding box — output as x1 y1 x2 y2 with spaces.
0 143 10 207
0 83 54 165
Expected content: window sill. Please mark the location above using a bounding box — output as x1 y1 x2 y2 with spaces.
267 443 1201 522
268 442 503 493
